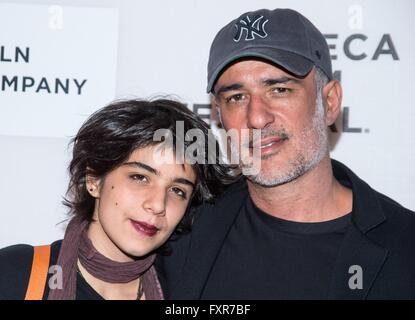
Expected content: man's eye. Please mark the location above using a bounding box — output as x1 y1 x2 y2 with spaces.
130 174 148 183
171 187 187 200
272 87 290 94
226 93 245 103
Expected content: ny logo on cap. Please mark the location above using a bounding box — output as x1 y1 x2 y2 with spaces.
233 15 269 42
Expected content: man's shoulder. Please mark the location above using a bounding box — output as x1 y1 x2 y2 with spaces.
361 188 415 272
375 190 415 232
164 180 248 254
156 180 248 296
377 191 414 215
197 178 248 212
187 179 248 233
366 191 415 289
0 240 62 299
333 159 415 226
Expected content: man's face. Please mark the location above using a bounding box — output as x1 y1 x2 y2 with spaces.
213 59 329 187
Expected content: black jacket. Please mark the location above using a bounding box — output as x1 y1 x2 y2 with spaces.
157 159 415 299
0 240 102 300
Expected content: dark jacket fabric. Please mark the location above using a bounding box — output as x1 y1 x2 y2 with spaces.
0 240 62 300
0 240 102 300
156 159 415 299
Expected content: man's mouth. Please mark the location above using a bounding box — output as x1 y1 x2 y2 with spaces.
249 136 288 156
259 137 283 148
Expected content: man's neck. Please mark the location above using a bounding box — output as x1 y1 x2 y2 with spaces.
247 157 353 223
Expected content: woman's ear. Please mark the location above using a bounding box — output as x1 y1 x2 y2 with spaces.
323 80 343 126
86 174 101 198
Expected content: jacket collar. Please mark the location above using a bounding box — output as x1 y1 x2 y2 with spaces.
331 159 386 233
328 160 388 298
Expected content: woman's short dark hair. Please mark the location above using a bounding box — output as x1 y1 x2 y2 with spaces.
63 98 236 233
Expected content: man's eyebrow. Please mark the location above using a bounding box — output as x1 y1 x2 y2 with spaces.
123 162 159 175
214 77 301 95
215 83 243 96
263 77 301 86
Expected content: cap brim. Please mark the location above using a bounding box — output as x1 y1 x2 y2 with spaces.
207 48 314 93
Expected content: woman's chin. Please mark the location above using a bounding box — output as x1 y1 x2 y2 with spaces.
120 243 158 259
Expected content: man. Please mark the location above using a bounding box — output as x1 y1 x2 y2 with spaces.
157 8 415 299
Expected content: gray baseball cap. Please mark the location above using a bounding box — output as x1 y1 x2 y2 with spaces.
207 8 333 93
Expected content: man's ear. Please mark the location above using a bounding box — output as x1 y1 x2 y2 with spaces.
323 80 342 126
211 94 219 110
210 94 223 126
86 173 101 198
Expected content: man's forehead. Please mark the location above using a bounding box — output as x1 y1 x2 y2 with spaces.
214 59 311 90
224 58 289 73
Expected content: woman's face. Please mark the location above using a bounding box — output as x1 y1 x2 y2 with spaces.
87 145 196 262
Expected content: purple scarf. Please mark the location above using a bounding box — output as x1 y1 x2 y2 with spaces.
48 217 164 300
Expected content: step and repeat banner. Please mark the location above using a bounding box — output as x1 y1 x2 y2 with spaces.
0 0 414 247
0 1 119 247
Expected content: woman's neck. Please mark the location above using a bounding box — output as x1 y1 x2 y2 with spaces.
77 261 143 300
87 217 133 263
80 219 143 300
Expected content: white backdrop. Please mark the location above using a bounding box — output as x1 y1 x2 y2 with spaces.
1 0 414 248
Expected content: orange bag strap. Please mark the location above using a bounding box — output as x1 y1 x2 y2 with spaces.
24 245 51 300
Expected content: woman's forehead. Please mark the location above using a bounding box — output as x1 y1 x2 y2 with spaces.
125 145 196 180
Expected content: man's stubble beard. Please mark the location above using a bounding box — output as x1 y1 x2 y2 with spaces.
243 90 329 188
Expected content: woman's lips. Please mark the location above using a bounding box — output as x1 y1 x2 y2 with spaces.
130 220 159 237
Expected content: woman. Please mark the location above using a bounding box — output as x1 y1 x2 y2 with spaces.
0 99 234 300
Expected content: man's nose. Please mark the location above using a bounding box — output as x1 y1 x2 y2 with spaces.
246 94 274 129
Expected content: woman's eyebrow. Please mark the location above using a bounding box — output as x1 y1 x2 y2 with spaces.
173 178 195 189
123 161 158 175
123 161 195 188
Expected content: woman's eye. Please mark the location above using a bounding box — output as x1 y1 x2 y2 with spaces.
171 187 187 200
130 174 148 183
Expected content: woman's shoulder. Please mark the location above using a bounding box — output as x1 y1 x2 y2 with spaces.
0 240 62 299
0 244 35 299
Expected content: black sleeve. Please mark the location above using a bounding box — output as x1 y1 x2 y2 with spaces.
0 244 34 300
